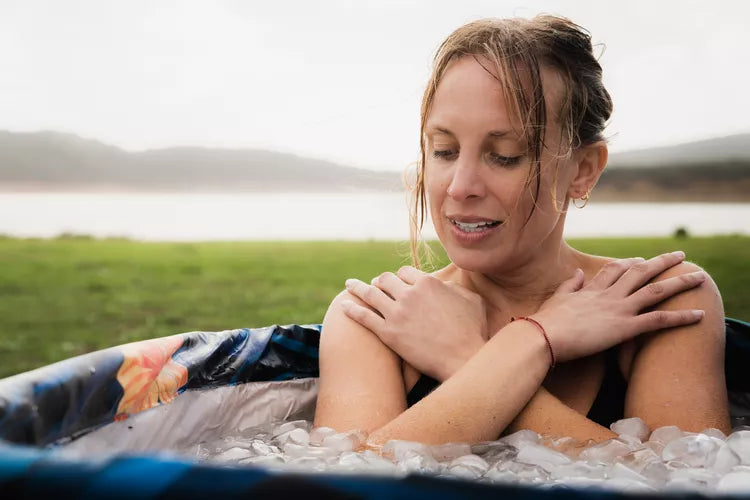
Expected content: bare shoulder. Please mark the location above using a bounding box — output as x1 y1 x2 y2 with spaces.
315 289 407 432
624 260 730 432
645 260 724 336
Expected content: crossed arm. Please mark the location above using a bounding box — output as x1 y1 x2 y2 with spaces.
314 261 730 444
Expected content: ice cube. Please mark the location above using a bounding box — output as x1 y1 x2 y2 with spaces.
579 438 631 462
450 454 489 468
649 425 683 445
447 454 489 479
711 443 741 473
555 476 605 489
484 468 518 484
335 451 372 471
471 442 518 462
667 467 718 488
717 469 750 493
273 420 309 436
616 447 660 474
288 428 310 446
607 462 648 483
611 417 650 442
239 454 285 467
322 432 361 453
513 464 551 483
281 442 309 458
381 440 432 461
640 460 670 486
309 426 338 446
213 446 252 462
499 429 540 449
664 476 706 492
600 477 654 493
302 446 339 459
250 439 279 456
286 456 327 472
701 428 727 440
645 440 665 455
549 462 606 480
516 444 571 472
727 430 750 464
661 434 721 467
430 442 472 462
396 449 441 474
358 450 399 474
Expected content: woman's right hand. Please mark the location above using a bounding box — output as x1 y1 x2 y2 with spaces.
532 250 707 363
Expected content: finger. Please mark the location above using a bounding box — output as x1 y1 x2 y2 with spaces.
340 299 386 333
396 265 426 285
345 278 393 314
553 268 585 295
586 257 645 290
371 272 409 300
610 250 687 296
629 308 705 338
627 270 707 311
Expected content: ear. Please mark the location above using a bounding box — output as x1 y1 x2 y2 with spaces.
567 141 608 199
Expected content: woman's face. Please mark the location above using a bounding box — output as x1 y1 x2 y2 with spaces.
424 55 576 273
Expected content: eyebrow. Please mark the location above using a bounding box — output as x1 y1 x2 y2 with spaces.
426 126 510 138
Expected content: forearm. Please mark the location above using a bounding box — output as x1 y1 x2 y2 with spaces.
367 320 551 446
507 386 617 443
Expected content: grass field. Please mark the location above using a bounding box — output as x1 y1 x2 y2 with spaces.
0 235 747 378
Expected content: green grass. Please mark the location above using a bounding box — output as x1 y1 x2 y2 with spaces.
0 235 747 378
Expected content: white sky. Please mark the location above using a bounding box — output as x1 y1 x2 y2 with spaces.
1 0 748 171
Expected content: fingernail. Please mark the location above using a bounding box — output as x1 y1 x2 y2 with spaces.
671 250 685 259
345 279 355 288
693 271 707 280
692 309 704 319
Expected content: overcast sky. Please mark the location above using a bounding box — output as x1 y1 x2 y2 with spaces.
1 0 748 171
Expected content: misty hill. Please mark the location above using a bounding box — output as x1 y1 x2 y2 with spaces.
0 130 749 201
598 133 750 201
0 131 403 192
607 134 750 168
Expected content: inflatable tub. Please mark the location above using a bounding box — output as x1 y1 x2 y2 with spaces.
1 319 750 499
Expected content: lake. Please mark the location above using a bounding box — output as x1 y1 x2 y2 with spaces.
1 192 748 241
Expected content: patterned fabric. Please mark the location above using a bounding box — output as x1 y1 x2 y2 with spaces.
0 324 320 446
0 319 748 499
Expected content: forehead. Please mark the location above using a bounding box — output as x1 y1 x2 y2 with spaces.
426 55 563 135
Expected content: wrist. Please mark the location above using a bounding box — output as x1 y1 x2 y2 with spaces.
510 316 556 369
501 318 554 372
437 337 486 382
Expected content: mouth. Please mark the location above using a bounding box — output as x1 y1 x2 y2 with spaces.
449 218 502 233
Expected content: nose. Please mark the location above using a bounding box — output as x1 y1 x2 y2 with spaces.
446 155 486 201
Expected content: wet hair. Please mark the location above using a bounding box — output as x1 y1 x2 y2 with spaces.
408 15 613 267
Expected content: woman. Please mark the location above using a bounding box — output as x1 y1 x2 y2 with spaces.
313 16 729 446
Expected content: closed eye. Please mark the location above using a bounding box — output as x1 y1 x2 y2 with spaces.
488 153 522 167
432 150 455 159
432 150 522 167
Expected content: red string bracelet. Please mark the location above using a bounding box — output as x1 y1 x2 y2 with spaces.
510 316 556 369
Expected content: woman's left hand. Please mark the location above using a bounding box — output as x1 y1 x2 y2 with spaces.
341 266 487 381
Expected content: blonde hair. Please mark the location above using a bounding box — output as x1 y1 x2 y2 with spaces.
408 15 612 268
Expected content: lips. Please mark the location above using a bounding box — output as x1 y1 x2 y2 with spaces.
448 217 502 233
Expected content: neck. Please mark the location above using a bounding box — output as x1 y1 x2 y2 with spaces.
451 218 586 323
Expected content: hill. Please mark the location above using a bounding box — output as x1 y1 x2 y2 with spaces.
1 130 749 201
0 131 403 192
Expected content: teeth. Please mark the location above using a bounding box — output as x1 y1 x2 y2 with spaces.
451 219 500 232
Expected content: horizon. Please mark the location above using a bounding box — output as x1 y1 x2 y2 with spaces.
4 128 748 168
2 1 749 171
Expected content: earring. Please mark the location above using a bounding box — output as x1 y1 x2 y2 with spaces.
573 188 590 209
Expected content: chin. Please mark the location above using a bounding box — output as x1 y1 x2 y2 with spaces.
443 245 504 274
